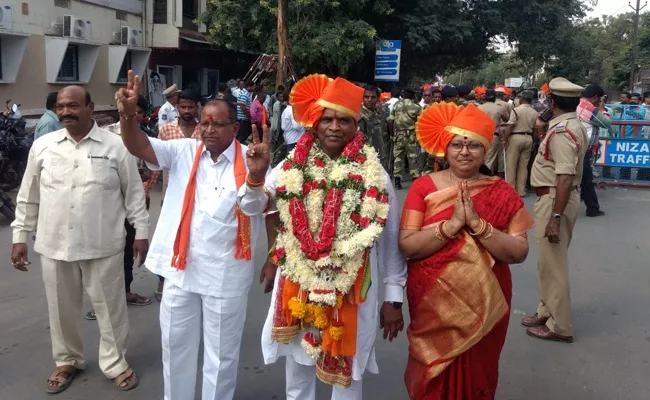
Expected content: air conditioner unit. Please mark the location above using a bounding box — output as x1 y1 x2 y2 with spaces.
0 4 13 30
63 15 92 40
121 26 143 47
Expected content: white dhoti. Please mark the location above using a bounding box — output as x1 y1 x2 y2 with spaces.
261 246 384 400
160 281 249 400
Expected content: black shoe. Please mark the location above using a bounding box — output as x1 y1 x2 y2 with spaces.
586 210 605 217
394 177 402 190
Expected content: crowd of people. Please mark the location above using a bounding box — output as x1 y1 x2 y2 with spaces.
10 71 612 400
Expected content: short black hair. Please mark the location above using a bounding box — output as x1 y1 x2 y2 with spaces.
583 84 604 98
442 86 458 100
85 91 92 105
390 87 401 98
403 88 415 99
205 99 238 123
46 92 59 110
245 80 255 88
219 82 229 92
631 92 642 100
277 85 285 91
364 84 380 96
179 88 200 104
137 95 149 112
550 94 580 113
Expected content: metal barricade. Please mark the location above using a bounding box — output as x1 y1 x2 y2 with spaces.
593 104 650 187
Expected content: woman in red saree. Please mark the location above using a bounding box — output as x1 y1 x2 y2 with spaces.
399 103 535 400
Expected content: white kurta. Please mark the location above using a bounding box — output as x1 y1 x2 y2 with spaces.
238 165 407 381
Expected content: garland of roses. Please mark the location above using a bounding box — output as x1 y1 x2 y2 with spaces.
273 130 390 307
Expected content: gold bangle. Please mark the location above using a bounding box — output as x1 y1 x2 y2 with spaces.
119 112 138 120
481 223 494 240
441 221 458 240
469 219 487 237
434 223 446 242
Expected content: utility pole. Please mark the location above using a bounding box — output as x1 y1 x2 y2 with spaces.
276 0 289 87
629 0 647 91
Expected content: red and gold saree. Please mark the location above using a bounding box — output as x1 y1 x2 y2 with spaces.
401 176 534 400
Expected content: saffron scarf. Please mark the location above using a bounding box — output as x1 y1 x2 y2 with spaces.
171 140 251 270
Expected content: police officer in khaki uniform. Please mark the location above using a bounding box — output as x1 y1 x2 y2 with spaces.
479 89 509 175
522 77 587 343
504 90 539 196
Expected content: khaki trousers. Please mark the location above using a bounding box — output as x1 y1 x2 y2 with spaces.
41 252 129 379
534 190 579 336
506 134 533 196
485 134 505 174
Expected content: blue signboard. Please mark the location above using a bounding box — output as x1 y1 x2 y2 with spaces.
595 139 650 167
374 40 401 82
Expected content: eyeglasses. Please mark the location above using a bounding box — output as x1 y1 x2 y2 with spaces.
448 142 483 153
199 121 236 131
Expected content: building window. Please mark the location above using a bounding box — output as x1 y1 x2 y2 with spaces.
54 0 71 9
116 11 127 21
182 0 198 29
153 0 167 24
117 51 132 83
57 45 79 82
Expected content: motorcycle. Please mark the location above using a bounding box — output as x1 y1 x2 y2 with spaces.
0 100 32 219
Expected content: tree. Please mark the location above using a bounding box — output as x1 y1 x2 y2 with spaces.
200 0 392 78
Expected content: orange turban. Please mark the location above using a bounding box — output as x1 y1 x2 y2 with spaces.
415 103 496 157
380 92 391 102
289 74 364 128
474 86 487 97
540 82 550 95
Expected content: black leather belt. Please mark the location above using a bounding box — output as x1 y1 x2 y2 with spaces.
512 132 532 135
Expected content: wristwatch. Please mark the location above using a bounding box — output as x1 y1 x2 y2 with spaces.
385 301 403 309
551 212 562 222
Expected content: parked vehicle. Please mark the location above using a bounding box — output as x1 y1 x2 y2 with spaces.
0 100 33 198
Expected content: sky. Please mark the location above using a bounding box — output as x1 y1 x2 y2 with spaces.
587 0 639 19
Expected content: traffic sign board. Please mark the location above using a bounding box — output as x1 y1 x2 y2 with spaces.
374 40 401 82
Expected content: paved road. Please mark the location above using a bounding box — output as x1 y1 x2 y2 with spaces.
0 183 649 400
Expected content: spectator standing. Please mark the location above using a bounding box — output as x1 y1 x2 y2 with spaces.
34 92 63 139
236 81 255 143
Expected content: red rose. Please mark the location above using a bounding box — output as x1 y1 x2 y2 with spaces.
283 161 291 171
303 183 312 195
359 217 370 228
313 158 325 168
377 217 386 225
276 185 287 193
279 227 287 234
320 237 333 247
366 187 379 198
350 213 361 223
320 179 327 188
311 181 320 190
275 248 286 258
355 155 367 163
349 174 363 183
322 223 337 237
379 194 388 203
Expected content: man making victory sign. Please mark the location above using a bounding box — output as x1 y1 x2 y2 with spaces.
116 71 270 400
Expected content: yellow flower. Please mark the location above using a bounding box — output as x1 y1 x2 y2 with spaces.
313 305 330 330
329 324 344 341
288 297 307 319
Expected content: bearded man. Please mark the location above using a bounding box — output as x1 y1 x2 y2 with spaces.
238 74 407 400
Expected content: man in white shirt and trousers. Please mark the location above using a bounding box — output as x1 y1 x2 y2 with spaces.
280 105 306 152
158 84 181 129
238 74 407 399
11 86 149 394
116 71 271 400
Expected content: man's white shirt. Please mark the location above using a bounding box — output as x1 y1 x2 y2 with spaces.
145 138 265 298
158 101 179 129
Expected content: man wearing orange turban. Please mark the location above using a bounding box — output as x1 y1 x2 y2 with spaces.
239 74 407 400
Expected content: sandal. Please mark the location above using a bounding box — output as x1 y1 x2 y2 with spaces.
126 293 152 306
84 310 96 320
113 368 139 391
46 365 80 394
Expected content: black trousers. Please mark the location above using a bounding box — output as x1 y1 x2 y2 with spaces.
237 120 252 143
123 220 136 293
581 151 600 214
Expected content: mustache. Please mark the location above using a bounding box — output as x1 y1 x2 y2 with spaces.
59 115 78 121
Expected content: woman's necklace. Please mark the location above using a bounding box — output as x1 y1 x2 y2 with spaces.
448 169 480 186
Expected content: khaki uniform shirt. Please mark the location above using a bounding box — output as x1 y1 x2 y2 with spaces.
530 112 587 188
496 98 513 115
507 104 538 133
478 102 509 130
11 124 149 261
389 98 421 131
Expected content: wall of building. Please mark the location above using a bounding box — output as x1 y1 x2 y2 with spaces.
0 0 145 113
